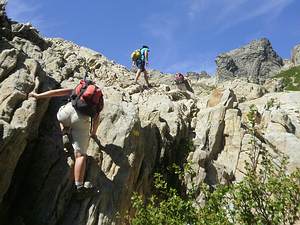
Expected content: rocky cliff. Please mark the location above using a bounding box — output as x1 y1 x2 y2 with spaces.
0 2 299 225
215 38 283 84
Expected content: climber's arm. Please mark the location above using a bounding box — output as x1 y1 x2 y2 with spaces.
29 88 73 99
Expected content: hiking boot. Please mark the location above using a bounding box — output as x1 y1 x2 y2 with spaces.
74 185 100 200
84 181 95 189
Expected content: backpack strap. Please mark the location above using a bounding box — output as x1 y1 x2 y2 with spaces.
71 80 88 108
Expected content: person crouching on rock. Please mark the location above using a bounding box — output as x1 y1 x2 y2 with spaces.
29 79 103 197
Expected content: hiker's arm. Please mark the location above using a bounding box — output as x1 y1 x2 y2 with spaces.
29 88 73 99
90 113 100 136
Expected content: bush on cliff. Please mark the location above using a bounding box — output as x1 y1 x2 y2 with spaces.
275 66 300 91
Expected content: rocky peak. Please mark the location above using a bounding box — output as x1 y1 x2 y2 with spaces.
215 38 283 84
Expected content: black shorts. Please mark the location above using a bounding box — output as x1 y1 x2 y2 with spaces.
136 59 146 72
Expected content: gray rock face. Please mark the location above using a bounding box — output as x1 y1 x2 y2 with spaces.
292 44 300 66
11 23 49 50
0 32 53 210
216 38 283 84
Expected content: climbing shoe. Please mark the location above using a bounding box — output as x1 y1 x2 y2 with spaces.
74 185 100 200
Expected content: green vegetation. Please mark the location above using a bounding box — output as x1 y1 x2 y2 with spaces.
129 105 300 225
130 173 198 225
275 66 300 91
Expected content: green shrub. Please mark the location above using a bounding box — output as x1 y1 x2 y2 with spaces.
275 66 300 91
197 146 300 225
130 173 198 225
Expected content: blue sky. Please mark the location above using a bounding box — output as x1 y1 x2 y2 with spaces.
6 0 300 75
